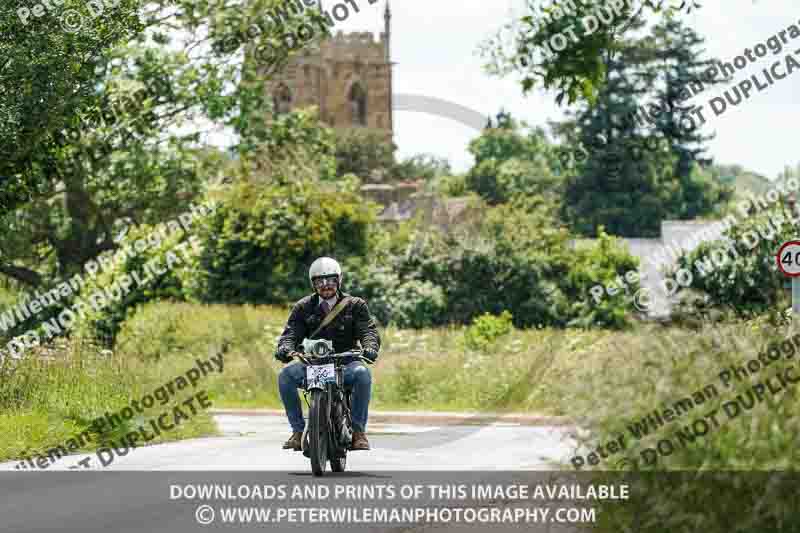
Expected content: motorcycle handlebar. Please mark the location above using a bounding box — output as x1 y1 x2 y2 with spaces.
291 350 373 365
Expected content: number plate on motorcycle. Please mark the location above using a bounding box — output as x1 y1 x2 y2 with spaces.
306 364 335 388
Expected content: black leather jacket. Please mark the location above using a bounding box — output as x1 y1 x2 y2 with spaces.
274 291 381 362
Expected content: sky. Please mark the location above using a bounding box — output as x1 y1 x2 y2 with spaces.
329 0 800 180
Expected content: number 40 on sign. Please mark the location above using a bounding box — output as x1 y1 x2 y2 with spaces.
777 240 800 314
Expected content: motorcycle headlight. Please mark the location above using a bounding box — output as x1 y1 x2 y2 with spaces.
302 338 333 357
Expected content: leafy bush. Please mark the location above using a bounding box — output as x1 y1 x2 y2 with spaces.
344 198 637 330
238 107 338 184
343 261 447 329
464 120 563 205
673 204 795 317
464 311 514 351
562 229 643 329
435 173 469 197
72 221 202 346
387 279 447 329
194 180 376 304
400 199 637 328
392 154 453 184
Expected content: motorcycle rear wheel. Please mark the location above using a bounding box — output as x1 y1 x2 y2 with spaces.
308 389 329 477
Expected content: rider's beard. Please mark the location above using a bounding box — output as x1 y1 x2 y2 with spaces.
318 285 337 299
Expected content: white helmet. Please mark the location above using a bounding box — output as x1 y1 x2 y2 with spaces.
308 257 343 290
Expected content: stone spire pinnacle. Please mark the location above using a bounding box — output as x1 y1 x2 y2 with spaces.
384 0 391 62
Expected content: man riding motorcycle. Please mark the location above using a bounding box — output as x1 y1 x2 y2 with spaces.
274 257 381 452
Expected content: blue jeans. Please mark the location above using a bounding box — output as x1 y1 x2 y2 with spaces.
278 361 372 433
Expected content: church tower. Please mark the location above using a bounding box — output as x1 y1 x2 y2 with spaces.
264 0 394 141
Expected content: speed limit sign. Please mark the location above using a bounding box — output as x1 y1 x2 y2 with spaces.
777 241 800 277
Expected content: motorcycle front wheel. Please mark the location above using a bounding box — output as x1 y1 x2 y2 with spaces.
331 392 353 472
330 395 348 473
308 389 329 477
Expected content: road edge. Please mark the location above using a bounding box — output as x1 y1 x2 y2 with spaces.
210 408 573 427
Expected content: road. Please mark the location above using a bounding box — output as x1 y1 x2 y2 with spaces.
0 414 587 533
0 413 577 471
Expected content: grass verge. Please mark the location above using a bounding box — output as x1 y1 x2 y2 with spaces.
0 337 218 466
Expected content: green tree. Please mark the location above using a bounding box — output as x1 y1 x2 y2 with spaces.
557 28 667 236
644 16 733 218
558 20 732 237
465 112 562 205
0 34 230 285
240 107 339 185
646 17 714 174
0 0 329 287
392 154 452 184
195 179 376 304
382 195 638 329
480 0 700 104
332 128 396 180
0 0 145 211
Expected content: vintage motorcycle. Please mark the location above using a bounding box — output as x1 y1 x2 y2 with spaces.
294 338 373 477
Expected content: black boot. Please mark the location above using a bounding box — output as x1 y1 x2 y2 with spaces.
282 432 302 451
351 432 370 450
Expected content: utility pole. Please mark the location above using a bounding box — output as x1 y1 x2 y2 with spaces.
786 192 799 332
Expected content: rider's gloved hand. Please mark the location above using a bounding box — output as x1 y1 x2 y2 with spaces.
275 347 294 364
362 348 378 363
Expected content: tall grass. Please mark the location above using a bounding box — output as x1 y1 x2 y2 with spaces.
556 315 800 533
116 301 287 408
113 301 611 414
555 316 800 470
10 295 798 496
1 335 218 465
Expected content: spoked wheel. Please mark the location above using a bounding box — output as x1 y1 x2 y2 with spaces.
308 389 329 477
330 393 351 473
329 401 347 473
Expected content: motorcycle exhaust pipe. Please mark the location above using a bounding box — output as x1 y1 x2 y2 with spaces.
339 409 352 445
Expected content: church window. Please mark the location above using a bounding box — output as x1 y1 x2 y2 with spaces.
349 82 367 126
